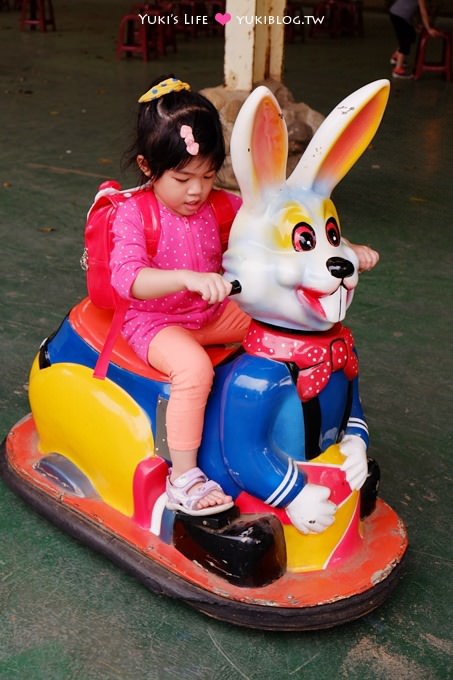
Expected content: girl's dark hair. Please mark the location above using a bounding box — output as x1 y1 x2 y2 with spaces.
124 74 225 183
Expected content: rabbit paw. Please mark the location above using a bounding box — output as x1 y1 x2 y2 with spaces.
340 435 368 490
286 484 337 534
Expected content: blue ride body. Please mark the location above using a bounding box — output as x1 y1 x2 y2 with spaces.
44 314 368 506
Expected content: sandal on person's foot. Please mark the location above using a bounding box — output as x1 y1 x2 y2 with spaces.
166 467 234 516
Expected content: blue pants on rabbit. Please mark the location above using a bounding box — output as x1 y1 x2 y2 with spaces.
198 350 369 506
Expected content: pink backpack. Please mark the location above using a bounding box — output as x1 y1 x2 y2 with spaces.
81 181 236 379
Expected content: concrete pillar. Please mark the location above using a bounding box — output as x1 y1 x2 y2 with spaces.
224 0 285 91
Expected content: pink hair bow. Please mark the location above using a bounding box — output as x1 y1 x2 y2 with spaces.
180 125 199 156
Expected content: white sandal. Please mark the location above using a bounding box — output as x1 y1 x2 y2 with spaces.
165 467 234 516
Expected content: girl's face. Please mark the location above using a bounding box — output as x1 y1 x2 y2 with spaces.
146 156 217 217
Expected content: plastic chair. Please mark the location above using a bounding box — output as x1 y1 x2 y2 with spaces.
413 28 452 81
310 0 363 38
116 14 150 61
20 0 56 31
116 3 177 62
175 0 208 40
285 2 306 43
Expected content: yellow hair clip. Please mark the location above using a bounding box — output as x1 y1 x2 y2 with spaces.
138 78 191 103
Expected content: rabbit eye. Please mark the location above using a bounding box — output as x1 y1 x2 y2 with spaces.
292 222 316 252
326 217 341 246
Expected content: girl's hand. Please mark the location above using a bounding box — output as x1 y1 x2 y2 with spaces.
182 271 232 304
353 244 379 273
344 240 380 273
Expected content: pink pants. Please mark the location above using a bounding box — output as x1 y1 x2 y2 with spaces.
148 301 250 451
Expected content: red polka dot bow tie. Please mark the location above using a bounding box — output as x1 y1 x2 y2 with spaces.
243 320 359 402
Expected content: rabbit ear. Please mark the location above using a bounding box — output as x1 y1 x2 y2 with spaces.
230 86 288 209
287 80 390 197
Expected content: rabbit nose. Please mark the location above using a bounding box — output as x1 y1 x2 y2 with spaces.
326 257 355 279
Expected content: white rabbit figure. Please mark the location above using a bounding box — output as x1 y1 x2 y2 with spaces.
219 80 390 534
224 80 390 331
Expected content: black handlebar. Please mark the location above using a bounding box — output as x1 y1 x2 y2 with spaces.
229 280 242 295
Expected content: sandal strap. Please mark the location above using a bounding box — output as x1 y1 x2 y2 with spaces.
166 467 225 512
170 467 207 492
180 480 223 511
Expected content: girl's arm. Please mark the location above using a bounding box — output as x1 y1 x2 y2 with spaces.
132 267 232 304
111 197 231 304
343 238 379 272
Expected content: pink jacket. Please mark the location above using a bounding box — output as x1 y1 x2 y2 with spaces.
110 192 241 362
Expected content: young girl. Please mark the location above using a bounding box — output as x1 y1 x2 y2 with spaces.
110 75 379 517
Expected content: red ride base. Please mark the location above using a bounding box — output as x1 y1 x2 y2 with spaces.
1 414 408 631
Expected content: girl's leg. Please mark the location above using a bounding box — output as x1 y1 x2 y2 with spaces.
190 300 251 346
148 325 231 509
153 301 249 454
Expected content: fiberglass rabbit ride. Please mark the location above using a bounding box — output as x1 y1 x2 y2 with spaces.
1 79 408 630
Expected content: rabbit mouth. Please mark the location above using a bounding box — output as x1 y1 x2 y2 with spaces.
296 285 354 322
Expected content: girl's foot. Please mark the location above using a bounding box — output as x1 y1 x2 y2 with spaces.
166 467 234 516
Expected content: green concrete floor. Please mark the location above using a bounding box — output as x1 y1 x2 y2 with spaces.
1 2 452 678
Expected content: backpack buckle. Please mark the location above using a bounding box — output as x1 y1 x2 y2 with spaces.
80 247 88 272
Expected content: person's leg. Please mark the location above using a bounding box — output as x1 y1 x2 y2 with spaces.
148 325 232 510
190 300 251 346
390 15 404 66
147 304 249 511
390 14 416 75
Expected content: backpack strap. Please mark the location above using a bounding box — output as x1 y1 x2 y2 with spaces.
137 188 161 258
93 296 129 379
137 187 236 257
208 189 237 252
93 187 235 379
93 188 160 380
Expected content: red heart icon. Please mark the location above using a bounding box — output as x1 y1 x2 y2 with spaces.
215 12 232 26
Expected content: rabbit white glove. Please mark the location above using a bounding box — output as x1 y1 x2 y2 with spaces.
340 435 368 490
286 484 337 534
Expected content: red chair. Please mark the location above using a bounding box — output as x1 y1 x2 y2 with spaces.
20 0 56 31
285 2 305 43
116 14 150 60
413 28 452 81
157 2 177 55
310 0 363 39
204 0 226 36
117 3 177 61
175 0 208 40
309 0 332 38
